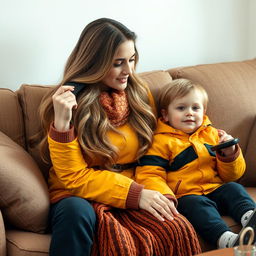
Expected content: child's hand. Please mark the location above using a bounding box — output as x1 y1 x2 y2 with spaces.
217 129 236 156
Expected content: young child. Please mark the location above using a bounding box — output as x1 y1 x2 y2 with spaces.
136 78 256 248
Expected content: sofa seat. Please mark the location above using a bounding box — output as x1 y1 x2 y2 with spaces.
5 188 256 255
6 230 50 256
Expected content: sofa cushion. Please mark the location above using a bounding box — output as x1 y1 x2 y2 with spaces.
139 70 173 103
0 88 25 148
0 211 6 256
6 230 50 256
17 84 52 179
0 131 49 233
242 120 256 186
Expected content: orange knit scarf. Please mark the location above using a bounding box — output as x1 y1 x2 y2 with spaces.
99 90 130 127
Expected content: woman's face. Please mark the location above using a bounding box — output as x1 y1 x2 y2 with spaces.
101 40 136 91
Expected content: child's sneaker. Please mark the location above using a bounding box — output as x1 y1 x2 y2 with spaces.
232 208 256 246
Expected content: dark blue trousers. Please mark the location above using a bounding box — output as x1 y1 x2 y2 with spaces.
49 197 96 256
177 182 255 246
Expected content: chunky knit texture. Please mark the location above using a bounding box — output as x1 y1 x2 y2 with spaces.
99 90 130 127
91 203 201 256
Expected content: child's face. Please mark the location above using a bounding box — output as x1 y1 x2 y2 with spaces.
162 90 205 134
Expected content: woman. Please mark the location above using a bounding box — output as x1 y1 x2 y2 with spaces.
39 18 201 256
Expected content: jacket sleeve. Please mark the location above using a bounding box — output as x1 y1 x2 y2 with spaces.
136 135 176 201
136 164 176 202
216 145 246 182
48 126 143 209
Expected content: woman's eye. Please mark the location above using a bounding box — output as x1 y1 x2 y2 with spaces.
129 58 135 63
113 62 122 67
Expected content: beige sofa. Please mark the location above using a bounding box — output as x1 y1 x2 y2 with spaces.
0 58 256 255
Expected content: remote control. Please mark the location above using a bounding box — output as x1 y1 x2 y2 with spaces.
211 138 239 151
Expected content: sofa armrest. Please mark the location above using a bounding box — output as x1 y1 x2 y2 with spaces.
0 210 6 256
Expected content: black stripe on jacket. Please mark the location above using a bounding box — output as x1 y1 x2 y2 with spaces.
138 146 197 172
139 144 216 172
138 155 170 169
168 146 198 171
138 144 216 172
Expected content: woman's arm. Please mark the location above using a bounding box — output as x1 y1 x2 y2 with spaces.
48 131 143 209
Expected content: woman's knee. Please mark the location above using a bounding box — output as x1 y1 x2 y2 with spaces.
49 197 96 256
51 197 96 229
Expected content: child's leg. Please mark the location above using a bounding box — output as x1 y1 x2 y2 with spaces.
241 210 254 226
177 194 231 247
207 182 255 225
233 208 256 246
207 182 256 246
218 231 238 248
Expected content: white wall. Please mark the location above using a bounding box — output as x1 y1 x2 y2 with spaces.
0 0 254 90
249 0 256 58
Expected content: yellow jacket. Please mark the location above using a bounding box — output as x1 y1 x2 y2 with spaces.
48 89 156 209
136 116 245 199
48 123 143 209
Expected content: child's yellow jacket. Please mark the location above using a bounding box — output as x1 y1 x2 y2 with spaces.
136 116 245 199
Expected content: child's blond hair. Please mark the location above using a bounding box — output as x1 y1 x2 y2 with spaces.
158 79 209 111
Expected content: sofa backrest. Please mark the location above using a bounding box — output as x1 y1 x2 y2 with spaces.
16 84 52 179
0 88 25 148
168 59 256 186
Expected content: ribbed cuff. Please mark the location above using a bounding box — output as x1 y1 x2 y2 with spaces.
164 194 178 207
126 182 144 209
49 122 76 143
217 145 240 162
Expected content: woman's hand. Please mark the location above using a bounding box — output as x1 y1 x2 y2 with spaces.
52 86 77 131
139 189 179 222
218 129 236 156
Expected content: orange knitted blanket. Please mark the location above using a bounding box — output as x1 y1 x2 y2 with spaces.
91 203 201 256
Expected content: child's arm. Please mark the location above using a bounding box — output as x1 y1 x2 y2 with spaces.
217 129 236 156
215 129 246 181
136 135 178 218
136 164 176 198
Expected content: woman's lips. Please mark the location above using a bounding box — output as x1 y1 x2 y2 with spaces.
117 77 128 83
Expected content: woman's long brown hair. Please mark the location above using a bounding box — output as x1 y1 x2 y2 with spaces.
38 18 156 169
